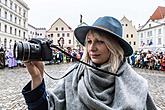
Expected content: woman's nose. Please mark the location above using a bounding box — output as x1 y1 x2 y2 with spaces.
90 42 97 51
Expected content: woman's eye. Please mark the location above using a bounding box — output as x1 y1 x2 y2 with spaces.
97 40 104 44
87 40 92 44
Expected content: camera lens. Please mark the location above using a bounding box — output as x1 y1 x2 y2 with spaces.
22 42 30 61
13 41 42 61
14 42 23 60
13 42 31 61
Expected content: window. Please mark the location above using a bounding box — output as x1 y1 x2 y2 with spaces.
5 11 7 19
14 28 17 35
15 4 17 12
125 24 128 26
133 41 136 45
61 27 64 30
149 24 151 27
129 41 131 45
5 0 7 6
140 41 145 47
147 31 152 36
69 40 71 44
4 38 7 49
23 32 25 39
126 34 129 38
10 14 12 21
56 27 58 31
51 34 53 37
15 16 17 23
158 29 161 34
10 27 12 34
67 33 70 37
4 25 7 33
158 38 161 45
23 10 26 17
0 8 1 17
19 7 21 14
9 39 12 49
147 40 150 45
62 33 65 37
57 33 60 37
23 21 26 27
140 33 143 38
19 19 21 25
131 34 133 38
19 30 21 36
10 1 13 9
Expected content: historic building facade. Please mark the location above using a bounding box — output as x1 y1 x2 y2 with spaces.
46 18 74 49
137 6 165 52
28 24 46 40
120 16 138 52
0 0 29 50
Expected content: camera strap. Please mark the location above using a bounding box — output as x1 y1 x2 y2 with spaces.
48 45 122 79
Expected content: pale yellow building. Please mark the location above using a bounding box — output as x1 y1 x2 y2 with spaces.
120 16 138 52
46 18 74 49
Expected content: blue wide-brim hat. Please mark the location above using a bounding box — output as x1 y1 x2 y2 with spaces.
74 16 133 57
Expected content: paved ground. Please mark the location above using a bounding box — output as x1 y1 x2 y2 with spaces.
0 63 165 110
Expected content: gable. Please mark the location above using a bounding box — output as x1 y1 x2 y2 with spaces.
47 18 72 32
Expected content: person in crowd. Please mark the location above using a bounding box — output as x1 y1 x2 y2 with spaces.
22 16 158 110
6 49 17 68
160 53 165 71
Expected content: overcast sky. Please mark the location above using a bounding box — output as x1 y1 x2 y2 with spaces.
23 0 165 29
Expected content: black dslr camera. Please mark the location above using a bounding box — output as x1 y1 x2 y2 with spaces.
13 38 53 61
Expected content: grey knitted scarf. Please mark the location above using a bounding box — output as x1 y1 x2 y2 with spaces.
73 62 115 110
71 62 157 110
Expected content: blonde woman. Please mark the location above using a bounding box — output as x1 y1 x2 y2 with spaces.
22 16 157 110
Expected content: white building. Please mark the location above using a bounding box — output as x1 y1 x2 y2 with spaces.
28 24 46 40
120 16 138 52
46 18 74 49
137 6 165 52
0 0 29 50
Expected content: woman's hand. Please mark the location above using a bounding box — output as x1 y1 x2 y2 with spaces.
24 61 44 90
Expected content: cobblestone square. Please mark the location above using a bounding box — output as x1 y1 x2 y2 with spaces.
0 63 165 110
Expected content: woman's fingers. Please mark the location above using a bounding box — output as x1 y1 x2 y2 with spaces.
24 61 43 78
31 61 44 77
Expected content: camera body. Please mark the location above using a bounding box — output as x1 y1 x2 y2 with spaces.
14 38 53 61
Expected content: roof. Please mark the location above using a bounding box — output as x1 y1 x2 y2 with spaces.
48 18 72 31
150 6 165 20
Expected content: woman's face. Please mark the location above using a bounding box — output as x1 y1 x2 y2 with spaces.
87 32 110 65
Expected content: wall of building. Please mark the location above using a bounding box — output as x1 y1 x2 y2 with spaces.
0 0 29 50
47 18 74 49
120 16 138 52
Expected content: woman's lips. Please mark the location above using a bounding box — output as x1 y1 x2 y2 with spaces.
90 54 100 58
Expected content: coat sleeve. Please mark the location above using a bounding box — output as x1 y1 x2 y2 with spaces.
22 79 48 110
146 92 158 110
22 78 66 110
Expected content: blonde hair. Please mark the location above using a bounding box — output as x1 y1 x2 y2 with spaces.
81 29 124 73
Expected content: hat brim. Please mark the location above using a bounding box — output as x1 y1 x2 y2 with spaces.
74 26 133 57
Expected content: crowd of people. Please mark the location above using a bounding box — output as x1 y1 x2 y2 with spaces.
128 50 165 71
1 46 165 72
0 47 83 69
46 49 83 65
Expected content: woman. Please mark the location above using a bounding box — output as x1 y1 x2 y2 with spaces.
22 16 158 110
